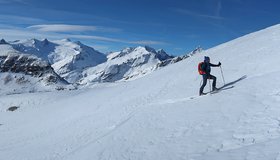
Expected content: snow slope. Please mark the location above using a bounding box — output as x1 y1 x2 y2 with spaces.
1 24 280 160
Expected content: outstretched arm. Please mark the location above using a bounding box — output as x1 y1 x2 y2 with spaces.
210 62 221 67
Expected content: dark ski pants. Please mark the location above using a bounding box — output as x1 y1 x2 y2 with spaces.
199 74 217 94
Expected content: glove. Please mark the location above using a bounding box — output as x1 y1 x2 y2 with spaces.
218 62 221 66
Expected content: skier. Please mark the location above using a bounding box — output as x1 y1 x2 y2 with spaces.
198 56 221 96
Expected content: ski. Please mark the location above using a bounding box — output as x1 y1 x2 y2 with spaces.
209 85 234 94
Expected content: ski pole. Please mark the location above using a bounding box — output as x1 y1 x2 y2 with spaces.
220 66 226 85
208 79 211 95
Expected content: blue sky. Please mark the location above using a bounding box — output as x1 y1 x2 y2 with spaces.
0 0 279 55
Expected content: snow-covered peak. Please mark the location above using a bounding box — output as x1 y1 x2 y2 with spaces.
50 39 107 82
42 38 50 46
73 40 84 46
60 38 72 42
133 46 157 54
107 47 134 60
10 38 56 61
122 47 134 53
79 46 172 84
0 39 8 44
157 48 166 53
13 38 50 47
8 38 107 83
156 49 172 61
107 46 171 61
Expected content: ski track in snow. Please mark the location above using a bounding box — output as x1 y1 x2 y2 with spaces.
60 76 176 159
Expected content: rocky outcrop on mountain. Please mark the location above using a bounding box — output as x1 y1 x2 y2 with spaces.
0 44 71 95
0 54 64 83
0 39 8 44
157 46 203 68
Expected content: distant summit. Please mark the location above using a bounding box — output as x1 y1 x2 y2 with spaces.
157 46 203 68
0 39 8 44
107 46 172 61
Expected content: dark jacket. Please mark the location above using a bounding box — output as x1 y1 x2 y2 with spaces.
201 62 220 75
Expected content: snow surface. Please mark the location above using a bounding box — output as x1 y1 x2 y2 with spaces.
1 24 280 160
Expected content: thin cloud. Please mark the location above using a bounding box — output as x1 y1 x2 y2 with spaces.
69 35 123 43
174 8 224 20
0 27 166 46
0 15 45 24
0 28 63 40
27 24 121 33
70 35 167 45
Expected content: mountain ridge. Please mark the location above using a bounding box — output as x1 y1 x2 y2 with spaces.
1 38 180 85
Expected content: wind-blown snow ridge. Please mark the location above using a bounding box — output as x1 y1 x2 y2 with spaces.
1 24 280 160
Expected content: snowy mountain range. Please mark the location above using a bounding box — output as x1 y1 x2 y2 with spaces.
0 37 186 94
1 38 185 85
1 24 280 160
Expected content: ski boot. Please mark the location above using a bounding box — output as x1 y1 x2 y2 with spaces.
199 92 207 96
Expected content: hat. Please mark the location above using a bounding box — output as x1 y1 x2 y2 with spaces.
204 56 210 62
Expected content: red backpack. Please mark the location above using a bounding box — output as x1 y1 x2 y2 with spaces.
198 62 206 75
